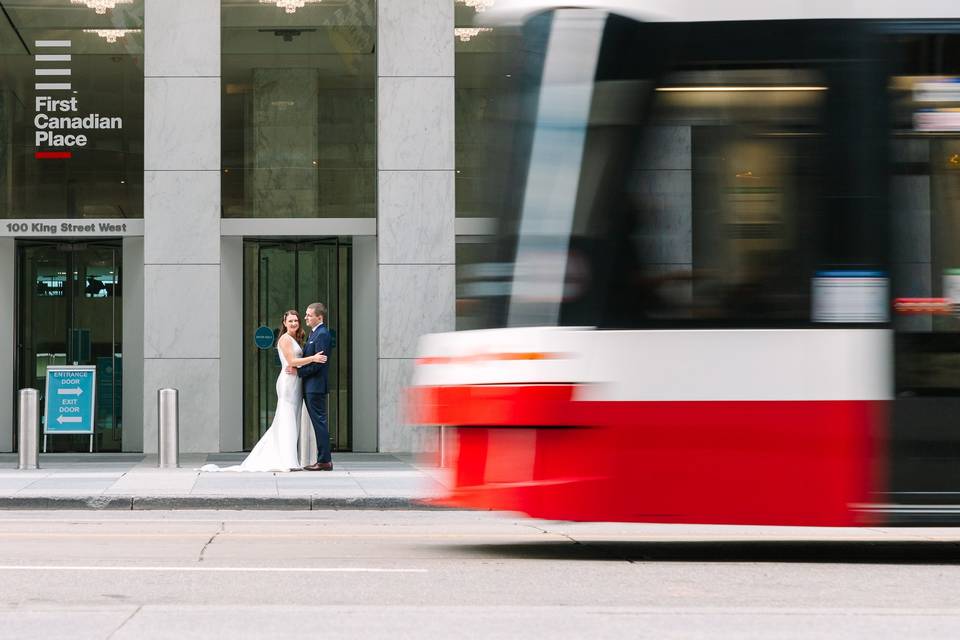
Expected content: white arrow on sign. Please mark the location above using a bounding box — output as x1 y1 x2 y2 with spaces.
56 416 82 424
57 388 83 396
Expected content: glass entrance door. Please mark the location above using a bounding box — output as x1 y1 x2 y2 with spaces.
243 239 351 452
15 241 123 452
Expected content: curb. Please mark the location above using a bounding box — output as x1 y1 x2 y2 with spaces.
0 496 451 511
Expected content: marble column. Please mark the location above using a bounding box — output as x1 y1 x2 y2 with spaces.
250 69 320 218
0 238 13 451
143 0 222 452
352 236 378 452
220 237 243 452
121 237 144 452
376 0 455 452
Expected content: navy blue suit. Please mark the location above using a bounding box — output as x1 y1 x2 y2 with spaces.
298 323 333 463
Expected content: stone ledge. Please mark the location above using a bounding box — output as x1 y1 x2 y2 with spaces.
0 496 134 510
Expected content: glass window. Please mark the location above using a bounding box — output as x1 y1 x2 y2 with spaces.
17 241 123 451
616 68 828 326
222 0 376 218
0 0 144 219
454 2 524 219
460 18 890 329
888 31 960 396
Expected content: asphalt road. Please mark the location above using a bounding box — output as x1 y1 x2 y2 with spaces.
2 510 960 639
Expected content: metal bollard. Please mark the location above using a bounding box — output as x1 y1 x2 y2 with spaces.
17 389 39 470
158 388 179 469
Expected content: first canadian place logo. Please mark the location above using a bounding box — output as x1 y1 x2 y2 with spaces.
35 96 123 148
33 38 125 156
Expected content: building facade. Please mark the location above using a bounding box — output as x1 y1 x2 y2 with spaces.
0 0 477 454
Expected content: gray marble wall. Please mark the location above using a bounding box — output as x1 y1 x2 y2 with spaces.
0 238 12 451
143 0 221 453
121 237 144 452
376 0 455 452
220 237 243 452
251 69 319 218
352 236 378 452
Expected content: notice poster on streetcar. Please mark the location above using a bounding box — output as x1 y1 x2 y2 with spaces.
812 271 888 323
944 269 960 306
44 366 96 434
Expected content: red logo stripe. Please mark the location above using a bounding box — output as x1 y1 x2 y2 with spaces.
35 151 72 159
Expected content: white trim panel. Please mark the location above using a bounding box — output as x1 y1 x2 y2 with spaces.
579 329 893 402
414 328 893 402
220 218 376 237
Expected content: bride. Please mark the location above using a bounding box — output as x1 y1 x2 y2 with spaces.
202 310 325 472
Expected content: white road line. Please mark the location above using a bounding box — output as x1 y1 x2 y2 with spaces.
0 565 427 573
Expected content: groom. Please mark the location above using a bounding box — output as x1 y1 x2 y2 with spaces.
295 302 334 471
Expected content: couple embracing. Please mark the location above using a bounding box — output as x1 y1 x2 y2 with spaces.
204 302 333 473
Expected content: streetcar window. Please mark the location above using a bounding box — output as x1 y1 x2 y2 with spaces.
460 16 891 330
612 68 826 326
888 32 960 396
586 20 889 329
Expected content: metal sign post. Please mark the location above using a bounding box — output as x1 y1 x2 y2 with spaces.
43 365 97 452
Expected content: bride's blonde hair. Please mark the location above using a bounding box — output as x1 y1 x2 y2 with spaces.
279 310 305 346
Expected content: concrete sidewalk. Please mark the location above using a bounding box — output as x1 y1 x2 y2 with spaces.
0 453 453 510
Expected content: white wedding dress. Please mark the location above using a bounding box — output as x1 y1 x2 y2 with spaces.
201 334 302 473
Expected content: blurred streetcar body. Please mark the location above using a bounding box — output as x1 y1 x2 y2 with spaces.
411 1 960 525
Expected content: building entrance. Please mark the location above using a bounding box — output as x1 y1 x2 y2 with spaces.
243 239 351 452
15 241 123 452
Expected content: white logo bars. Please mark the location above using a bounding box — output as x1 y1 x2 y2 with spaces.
34 40 73 158
34 40 72 91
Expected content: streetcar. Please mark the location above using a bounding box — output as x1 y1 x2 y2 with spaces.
410 1 960 525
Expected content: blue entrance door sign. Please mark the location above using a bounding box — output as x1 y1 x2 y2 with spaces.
254 325 275 349
44 366 96 434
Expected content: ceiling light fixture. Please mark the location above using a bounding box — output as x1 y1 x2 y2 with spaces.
259 0 323 14
83 28 140 44
457 0 496 12
455 27 492 42
70 0 133 15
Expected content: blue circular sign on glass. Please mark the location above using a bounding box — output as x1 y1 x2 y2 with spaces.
254 326 275 350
